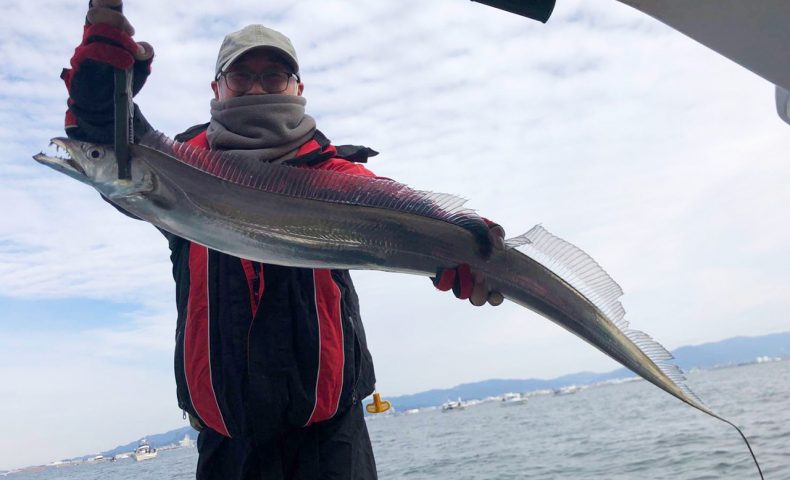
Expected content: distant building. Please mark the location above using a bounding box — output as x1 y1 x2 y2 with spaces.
179 434 194 448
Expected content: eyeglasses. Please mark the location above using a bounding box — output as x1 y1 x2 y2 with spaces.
220 71 299 94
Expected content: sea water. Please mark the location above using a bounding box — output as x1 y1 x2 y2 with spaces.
8 360 789 479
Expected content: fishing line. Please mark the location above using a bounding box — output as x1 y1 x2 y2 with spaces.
720 417 764 479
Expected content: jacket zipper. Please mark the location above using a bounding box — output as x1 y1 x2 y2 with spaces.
351 325 363 405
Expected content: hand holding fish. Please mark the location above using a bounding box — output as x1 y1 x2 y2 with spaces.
432 221 506 307
85 0 153 62
62 0 154 141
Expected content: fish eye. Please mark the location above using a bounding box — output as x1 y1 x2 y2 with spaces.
86 146 105 160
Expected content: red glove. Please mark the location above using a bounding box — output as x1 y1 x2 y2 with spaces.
431 219 506 307
66 23 151 75
64 0 153 90
432 263 475 299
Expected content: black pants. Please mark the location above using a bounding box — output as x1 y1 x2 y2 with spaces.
195 404 377 480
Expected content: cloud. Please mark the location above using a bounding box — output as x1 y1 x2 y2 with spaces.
1 0 789 470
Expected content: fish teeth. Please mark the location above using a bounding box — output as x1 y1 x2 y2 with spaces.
46 142 73 161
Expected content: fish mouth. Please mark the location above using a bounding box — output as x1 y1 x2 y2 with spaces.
33 138 87 177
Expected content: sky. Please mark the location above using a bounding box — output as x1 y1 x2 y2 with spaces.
1 0 789 471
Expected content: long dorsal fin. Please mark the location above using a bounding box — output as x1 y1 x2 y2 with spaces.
514 225 705 407
138 131 494 256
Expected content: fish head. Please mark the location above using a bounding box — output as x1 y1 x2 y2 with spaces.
33 138 152 198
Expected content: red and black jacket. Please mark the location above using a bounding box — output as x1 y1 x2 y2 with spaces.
169 128 378 440
61 28 378 441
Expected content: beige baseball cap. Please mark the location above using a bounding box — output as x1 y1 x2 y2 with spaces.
215 25 299 78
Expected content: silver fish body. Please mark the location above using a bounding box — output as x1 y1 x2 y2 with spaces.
130 145 492 275
30 133 711 413
33 132 762 477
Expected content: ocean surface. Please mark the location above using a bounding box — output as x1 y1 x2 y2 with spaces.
7 360 789 479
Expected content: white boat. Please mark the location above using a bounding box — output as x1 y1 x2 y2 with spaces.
441 398 466 412
554 385 582 396
132 440 158 462
500 392 528 407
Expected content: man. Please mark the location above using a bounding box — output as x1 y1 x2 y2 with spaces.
63 1 503 478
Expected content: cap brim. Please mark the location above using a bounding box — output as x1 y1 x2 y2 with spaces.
217 46 299 78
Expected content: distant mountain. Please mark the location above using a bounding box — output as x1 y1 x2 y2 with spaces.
384 331 790 410
91 332 789 458
671 333 790 370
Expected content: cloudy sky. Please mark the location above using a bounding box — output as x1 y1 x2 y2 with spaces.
1 0 789 471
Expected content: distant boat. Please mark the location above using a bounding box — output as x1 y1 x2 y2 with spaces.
500 392 528 407
441 398 466 412
755 356 782 364
132 439 158 462
87 455 106 463
554 385 582 396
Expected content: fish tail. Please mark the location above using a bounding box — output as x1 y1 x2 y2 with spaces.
510 225 765 478
513 225 708 403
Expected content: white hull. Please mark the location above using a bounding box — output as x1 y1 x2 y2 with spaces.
441 401 466 412
441 406 465 412
133 451 157 462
